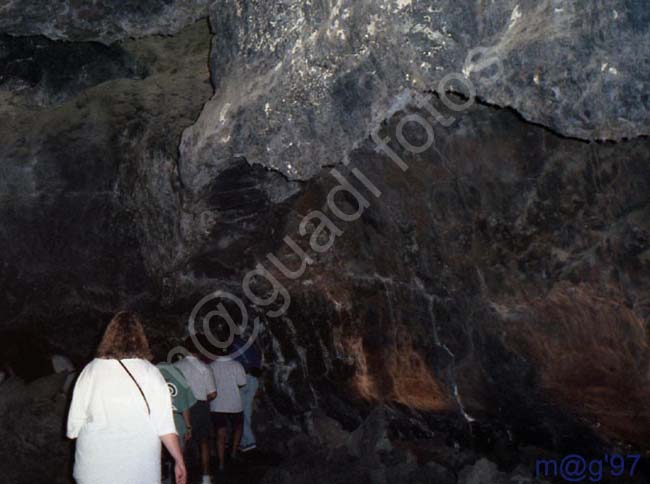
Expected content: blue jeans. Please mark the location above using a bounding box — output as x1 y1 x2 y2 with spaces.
240 374 258 447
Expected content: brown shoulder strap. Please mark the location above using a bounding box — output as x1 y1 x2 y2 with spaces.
118 360 151 415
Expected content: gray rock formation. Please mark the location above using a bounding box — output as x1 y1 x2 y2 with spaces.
0 0 208 44
180 0 650 193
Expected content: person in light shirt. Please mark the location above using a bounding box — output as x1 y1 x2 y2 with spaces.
174 335 217 484
209 338 247 472
66 311 186 484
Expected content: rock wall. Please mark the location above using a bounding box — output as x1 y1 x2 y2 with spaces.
181 0 650 192
0 373 73 484
174 0 650 451
0 0 209 44
0 0 649 469
221 95 650 449
0 20 213 357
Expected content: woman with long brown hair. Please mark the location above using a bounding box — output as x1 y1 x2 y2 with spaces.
67 311 187 484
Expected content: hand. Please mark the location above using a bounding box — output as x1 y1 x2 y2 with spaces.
175 459 187 484
185 428 192 442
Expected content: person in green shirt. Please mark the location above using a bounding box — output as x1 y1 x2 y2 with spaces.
157 362 198 446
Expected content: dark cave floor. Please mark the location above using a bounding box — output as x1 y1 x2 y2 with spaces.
2 371 650 484
179 447 282 484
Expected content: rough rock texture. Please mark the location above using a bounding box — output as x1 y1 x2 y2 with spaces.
177 92 650 449
261 406 562 484
0 0 208 44
0 20 213 356
0 373 73 484
1 1 650 482
171 0 650 453
0 34 144 104
181 0 650 189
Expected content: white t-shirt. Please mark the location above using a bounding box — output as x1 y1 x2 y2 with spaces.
174 355 216 401
210 357 247 413
66 358 176 484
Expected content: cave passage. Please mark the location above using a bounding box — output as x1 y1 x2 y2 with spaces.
1 2 650 484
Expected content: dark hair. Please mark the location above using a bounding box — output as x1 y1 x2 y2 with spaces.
183 334 201 355
184 332 231 357
214 324 232 356
96 311 153 360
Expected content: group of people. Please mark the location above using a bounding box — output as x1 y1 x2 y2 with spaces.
66 311 262 484
169 331 261 483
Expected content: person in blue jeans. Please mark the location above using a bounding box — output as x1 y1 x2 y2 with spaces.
232 336 262 452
